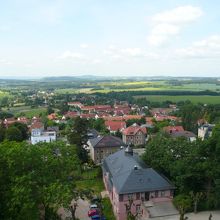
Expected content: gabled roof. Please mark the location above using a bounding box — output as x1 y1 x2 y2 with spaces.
103 149 174 194
89 135 126 148
170 131 196 138
122 124 147 135
30 121 44 130
105 121 126 132
163 126 184 133
123 115 142 121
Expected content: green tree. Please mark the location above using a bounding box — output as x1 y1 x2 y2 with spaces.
174 194 192 220
0 124 5 142
11 122 29 140
0 141 82 220
5 126 23 141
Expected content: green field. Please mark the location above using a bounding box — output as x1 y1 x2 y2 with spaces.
134 95 220 104
2 106 47 118
54 81 220 94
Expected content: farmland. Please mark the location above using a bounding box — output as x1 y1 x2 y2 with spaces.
55 81 220 94
134 95 220 104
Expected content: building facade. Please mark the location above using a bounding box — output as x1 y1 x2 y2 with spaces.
87 135 126 164
102 147 176 220
122 124 146 146
30 123 56 145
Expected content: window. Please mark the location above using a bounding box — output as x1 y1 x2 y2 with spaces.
170 190 174 197
144 192 149 201
136 192 140 200
119 194 123 202
155 191 158 198
161 191 165 197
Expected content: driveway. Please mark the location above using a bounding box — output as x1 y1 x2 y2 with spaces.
75 198 90 220
58 198 90 220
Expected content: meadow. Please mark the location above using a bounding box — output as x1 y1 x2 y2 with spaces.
2 106 47 118
134 95 220 104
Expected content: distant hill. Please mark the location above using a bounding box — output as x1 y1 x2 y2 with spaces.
41 75 108 81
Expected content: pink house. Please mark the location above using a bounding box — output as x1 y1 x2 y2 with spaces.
102 147 177 220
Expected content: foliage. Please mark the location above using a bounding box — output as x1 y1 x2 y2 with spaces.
102 198 116 220
173 194 192 220
143 130 220 210
67 117 89 163
5 126 23 141
0 141 81 220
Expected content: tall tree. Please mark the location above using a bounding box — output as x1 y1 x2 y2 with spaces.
0 141 82 220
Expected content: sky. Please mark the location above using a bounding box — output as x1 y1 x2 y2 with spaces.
0 0 220 79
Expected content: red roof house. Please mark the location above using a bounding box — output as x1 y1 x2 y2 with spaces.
105 121 126 133
122 124 147 146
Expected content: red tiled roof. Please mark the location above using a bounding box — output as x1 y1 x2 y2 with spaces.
105 121 126 132
103 116 124 121
17 117 29 124
30 121 44 130
48 113 57 120
64 111 79 118
154 115 178 121
80 114 96 119
123 115 142 121
122 124 147 135
145 117 154 125
81 106 95 111
163 126 184 134
96 113 111 118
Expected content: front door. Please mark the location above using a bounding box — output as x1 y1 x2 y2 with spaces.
145 192 150 201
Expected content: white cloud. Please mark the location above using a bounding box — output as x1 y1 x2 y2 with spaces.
104 46 159 60
175 35 220 59
58 51 84 60
147 5 203 46
80 44 89 49
152 5 203 24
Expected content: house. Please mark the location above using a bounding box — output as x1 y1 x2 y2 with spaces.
163 126 184 134
102 146 176 220
87 135 126 164
30 122 56 145
47 113 57 120
198 124 215 140
123 115 142 121
64 111 79 119
67 102 83 108
105 121 126 133
122 124 147 146
170 131 197 142
87 129 99 139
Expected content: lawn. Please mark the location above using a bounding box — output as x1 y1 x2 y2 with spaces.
75 167 105 195
134 95 220 104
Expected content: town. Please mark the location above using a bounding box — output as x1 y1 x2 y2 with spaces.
1 1 220 219
1 82 220 220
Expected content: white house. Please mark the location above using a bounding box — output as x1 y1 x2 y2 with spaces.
30 122 56 145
